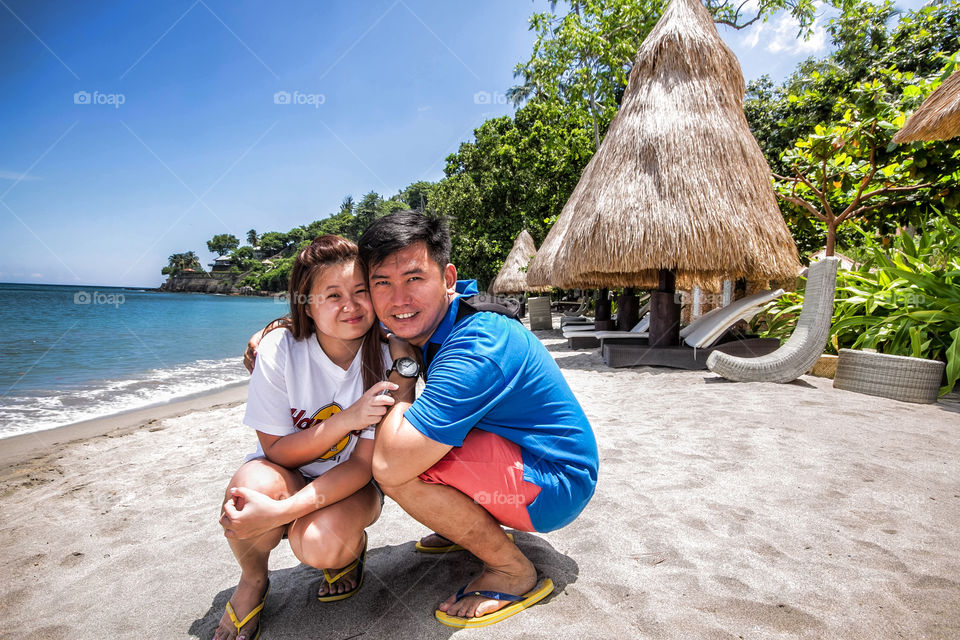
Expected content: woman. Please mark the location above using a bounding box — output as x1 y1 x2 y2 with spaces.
215 235 398 640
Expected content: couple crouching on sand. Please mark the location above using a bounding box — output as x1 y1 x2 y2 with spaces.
215 211 598 640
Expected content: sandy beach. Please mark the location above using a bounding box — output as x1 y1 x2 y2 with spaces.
2 328 959 639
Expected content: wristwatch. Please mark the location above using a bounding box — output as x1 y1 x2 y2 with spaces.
387 356 420 379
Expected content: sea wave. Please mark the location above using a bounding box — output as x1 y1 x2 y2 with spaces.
0 357 250 438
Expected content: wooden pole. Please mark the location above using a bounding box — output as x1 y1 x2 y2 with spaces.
648 269 681 346
617 287 640 331
595 287 616 331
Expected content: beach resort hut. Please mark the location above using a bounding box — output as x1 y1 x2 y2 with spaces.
489 230 550 295
893 69 960 143
527 0 799 346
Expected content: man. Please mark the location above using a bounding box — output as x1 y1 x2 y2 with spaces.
358 211 598 628
245 211 598 628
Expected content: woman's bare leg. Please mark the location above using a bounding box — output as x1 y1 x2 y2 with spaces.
287 482 382 597
214 460 305 640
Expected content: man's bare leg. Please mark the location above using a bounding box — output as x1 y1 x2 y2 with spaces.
380 476 537 619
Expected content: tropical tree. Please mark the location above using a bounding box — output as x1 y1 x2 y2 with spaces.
161 251 203 275
206 233 240 256
258 231 289 255
246 229 258 246
431 99 595 286
772 71 958 256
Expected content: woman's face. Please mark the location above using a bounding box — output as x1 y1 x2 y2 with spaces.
305 260 375 344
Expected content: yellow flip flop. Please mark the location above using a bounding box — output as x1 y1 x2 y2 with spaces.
224 579 269 640
317 533 366 602
415 532 514 554
435 577 554 628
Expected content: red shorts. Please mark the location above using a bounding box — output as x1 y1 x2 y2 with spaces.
419 429 542 532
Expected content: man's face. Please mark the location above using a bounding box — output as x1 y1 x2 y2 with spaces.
369 241 457 347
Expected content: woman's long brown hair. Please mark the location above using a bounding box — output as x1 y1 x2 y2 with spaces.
287 235 385 391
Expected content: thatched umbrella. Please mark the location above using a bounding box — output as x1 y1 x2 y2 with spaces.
489 230 550 294
526 0 798 344
893 69 960 143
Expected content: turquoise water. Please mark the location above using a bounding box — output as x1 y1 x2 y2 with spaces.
0 283 287 437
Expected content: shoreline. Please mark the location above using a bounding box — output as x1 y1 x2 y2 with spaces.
0 382 249 469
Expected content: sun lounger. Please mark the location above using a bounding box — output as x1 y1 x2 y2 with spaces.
565 313 650 349
707 258 839 383
563 302 651 348
600 289 785 369
562 299 589 317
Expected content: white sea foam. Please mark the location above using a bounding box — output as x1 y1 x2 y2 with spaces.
0 357 249 439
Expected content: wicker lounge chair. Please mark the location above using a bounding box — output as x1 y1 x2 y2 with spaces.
706 257 840 383
600 289 785 369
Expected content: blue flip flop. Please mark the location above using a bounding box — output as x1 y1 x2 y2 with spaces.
435 578 554 628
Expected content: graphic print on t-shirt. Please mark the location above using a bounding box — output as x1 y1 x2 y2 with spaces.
290 402 351 461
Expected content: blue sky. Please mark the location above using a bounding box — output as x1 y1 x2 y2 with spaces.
0 0 928 287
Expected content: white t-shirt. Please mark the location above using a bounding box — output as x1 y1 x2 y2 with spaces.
243 328 392 478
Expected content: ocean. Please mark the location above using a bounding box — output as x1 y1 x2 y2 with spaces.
0 283 288 439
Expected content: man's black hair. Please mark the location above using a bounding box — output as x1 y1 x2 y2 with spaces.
358 210 451 271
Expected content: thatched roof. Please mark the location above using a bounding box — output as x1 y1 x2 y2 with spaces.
527 0 799 290
894 70 960 143
489 230 551 294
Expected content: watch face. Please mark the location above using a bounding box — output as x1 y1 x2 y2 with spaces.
394 357 419 378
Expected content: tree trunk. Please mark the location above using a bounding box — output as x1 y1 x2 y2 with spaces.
825 223 836 257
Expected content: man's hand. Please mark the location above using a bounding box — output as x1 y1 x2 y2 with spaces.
243 317 292 373
220 486 287 539
243 329 266 373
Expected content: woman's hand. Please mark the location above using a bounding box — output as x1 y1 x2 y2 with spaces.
336 381 399 432
220 487 287 539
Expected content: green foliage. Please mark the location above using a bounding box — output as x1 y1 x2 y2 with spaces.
246 229 258 246
399 181 434 211
759 219 960 395
258 231 290 255
429 100 595 287
746 0 960 253
163 251 203 276
773 68 959 255
228 246 265 273
206 233 240 256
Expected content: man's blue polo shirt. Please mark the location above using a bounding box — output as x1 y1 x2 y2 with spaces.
404 281 598 532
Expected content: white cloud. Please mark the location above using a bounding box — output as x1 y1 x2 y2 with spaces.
0 170 39 181
732 2 829 56
30 273 43 278
417 105 431 112
766 11 828 55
